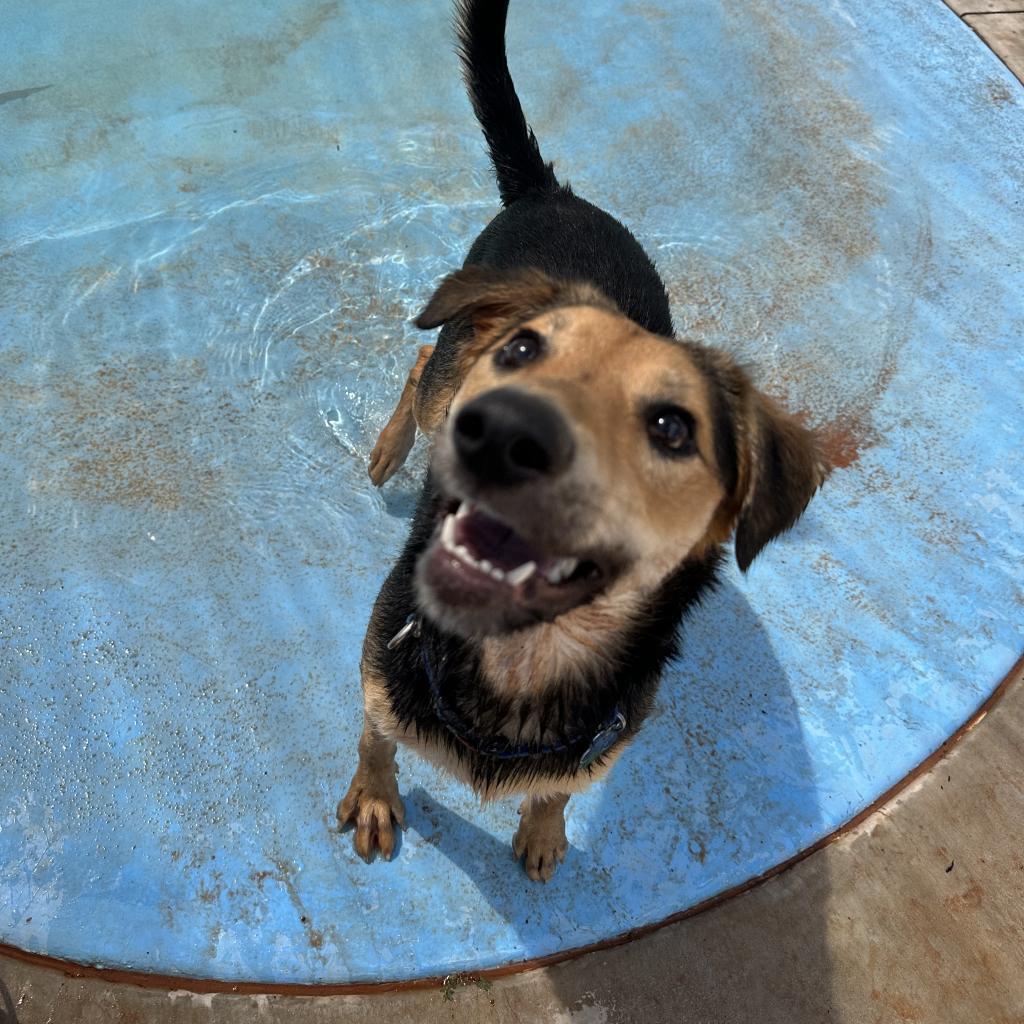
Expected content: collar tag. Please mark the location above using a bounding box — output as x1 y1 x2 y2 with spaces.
387 614 420 651
578 711 627 770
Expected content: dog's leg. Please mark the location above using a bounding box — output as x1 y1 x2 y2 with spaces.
370 318 485 487
337 696 405 862
513 793 570 882
368 344 434 486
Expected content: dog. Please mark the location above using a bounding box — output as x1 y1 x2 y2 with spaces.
338 0 825 882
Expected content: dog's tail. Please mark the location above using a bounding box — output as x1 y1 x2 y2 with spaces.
455 0 560 206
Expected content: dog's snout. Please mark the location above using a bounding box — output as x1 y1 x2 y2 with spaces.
453 388 574 486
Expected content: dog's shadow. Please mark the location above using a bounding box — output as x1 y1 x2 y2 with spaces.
0 978 19 1024
400 578 837 1013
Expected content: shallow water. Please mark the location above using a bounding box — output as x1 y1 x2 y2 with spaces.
1 0 1022 985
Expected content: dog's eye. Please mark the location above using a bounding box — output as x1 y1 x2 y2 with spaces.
495 330 543 369
647 406 696 456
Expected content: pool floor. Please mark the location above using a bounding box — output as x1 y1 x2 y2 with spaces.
1 0 1022 985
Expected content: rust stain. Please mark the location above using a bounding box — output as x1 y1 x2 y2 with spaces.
210 1 340 105
245 117 344 149
818 413 873 471
871 990 925 1022
203 924 221 961
632 1 927 474
986 80 1013 106
944 882 984 912
772 345 899 471
251 859 330 953
657 0 888 337
196 880 221 904
14 355 230 513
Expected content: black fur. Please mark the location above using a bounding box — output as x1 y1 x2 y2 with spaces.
685 344 742 497
455 0 557 205
418 0 675 459
367 479 723 792
366 0 729 792
733 405 820 572
455 0 673 336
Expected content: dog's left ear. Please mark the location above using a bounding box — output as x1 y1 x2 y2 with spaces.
415 266 612 337
733 391 827 572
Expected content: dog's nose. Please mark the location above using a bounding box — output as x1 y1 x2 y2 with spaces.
453 388 574 486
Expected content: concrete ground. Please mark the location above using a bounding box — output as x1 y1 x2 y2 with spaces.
1 7 1021 1024
1 660 1021 1024
947 0 1024 83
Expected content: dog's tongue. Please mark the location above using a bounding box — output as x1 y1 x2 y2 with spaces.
455 505 540 571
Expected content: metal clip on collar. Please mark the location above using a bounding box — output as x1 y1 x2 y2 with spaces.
387 614 421 650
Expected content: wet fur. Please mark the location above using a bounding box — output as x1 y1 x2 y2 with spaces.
340 0 823 867
363 480 724 796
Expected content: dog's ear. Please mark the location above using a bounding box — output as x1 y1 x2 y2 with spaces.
733 390 826 572
415 266 612 337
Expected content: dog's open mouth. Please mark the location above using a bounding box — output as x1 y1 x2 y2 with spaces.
416 499 607 634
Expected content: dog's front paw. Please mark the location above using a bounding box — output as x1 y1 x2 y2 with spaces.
513 798 568 883
337 771 405 863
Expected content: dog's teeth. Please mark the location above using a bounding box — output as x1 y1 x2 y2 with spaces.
479 558 493 573
440 514 457 551
455 501 471 520
489 566 506 582
546 557 579 584
455 544 475 565
506 561 537 587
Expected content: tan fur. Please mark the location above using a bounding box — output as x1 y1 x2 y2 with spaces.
415 266 614 339
513 793 570 883
355 635 629 801
337 689 404 862
407 268 616 445
445 305 727 597
345 274 821 876
368 344 434 485
480 585 643 697
361 660 400 735
396 726 630 802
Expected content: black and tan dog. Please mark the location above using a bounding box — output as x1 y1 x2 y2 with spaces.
339 0 824 881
